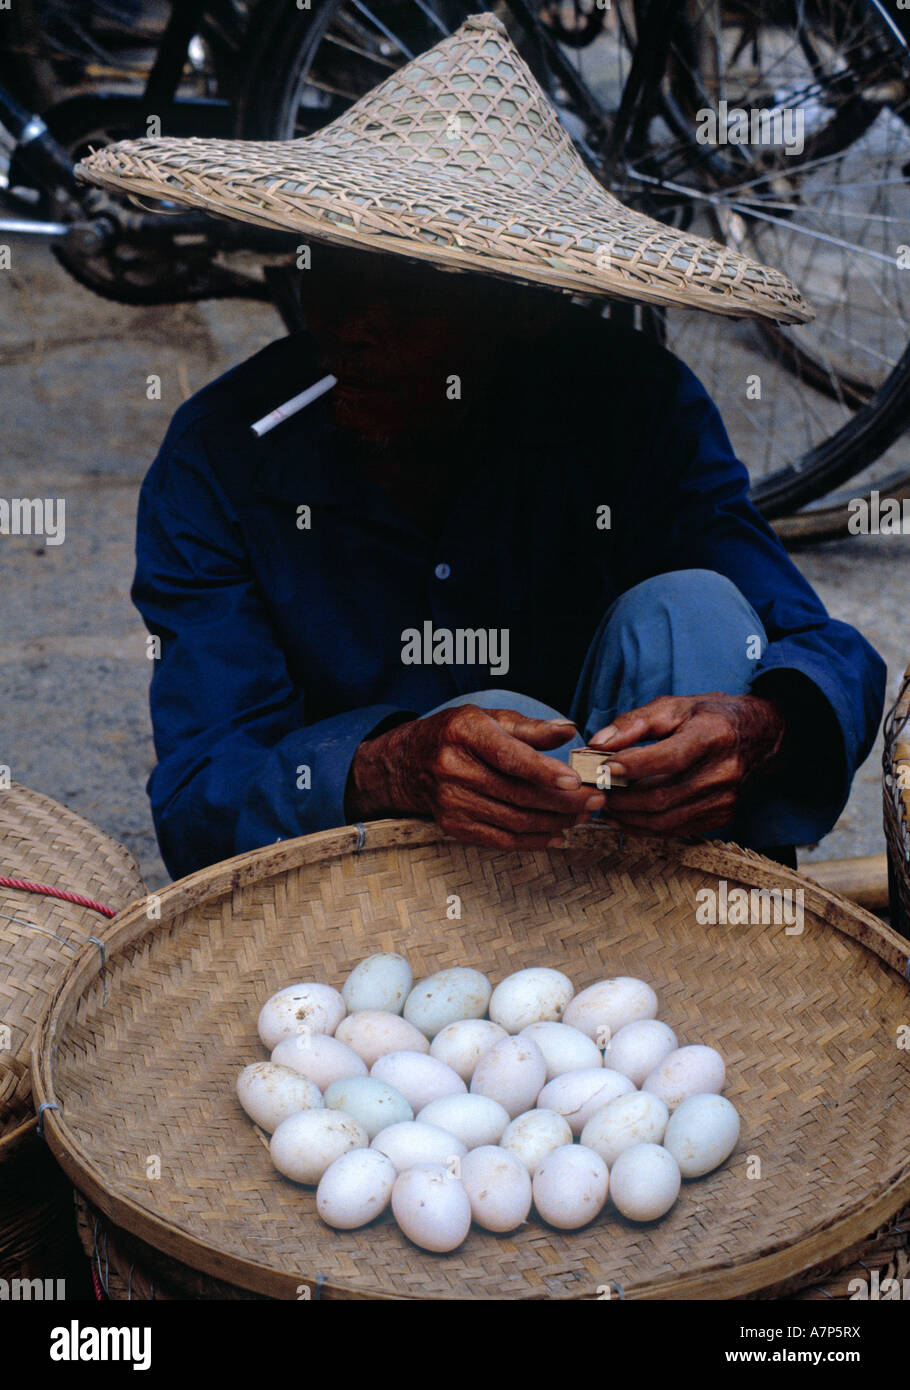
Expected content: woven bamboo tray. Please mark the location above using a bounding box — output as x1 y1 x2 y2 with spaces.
33 819 910 1300
884 661 910 938
0 782 146 1278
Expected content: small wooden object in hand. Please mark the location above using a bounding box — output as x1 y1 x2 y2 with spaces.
569 746 628 788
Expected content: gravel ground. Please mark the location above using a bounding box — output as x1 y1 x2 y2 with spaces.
1 242 907 892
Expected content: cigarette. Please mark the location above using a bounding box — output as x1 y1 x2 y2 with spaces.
251 373 338 436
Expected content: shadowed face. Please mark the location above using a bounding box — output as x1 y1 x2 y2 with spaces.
298 242 567 446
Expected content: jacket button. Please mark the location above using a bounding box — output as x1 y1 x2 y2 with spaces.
434 562 451 580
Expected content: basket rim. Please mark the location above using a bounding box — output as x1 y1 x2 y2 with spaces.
31 818 910 1300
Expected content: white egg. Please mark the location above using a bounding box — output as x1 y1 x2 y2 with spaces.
488 967 574 1033
430 1019 509 1081
642 1044 725 1110
257 983 346 1049
403 968 492 1039
271 1032 367 1090
417 1094 510 1149
460 1146 532 1233
537 1067 635 1137
371 1120 466 1173
604 1019 678 1086
335 1010 430 1066
270 1109 368 1185
580 1091 670 1166
371 1050 466 1111
392 1164 472 1253
562 977 658 1044
235 1062 322 1134
500 1109 574 1175
520 1021 602 1079
341 953 412 1015
316 1149 397 1229
322 1076 413 1138
663 1093 740 1178
470 1035 547 1118
532 1144 609 1229
609 1142 681 1221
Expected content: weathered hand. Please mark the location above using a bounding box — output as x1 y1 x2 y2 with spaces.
587 693 787 836
347 705 605 849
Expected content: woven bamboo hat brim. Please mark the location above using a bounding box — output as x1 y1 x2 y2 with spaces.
75 13 812 324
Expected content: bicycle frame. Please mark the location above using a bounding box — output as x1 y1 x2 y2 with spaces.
0 0 290 254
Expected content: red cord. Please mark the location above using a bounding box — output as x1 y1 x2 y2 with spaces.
90 1259 107 1300
0 877 116 918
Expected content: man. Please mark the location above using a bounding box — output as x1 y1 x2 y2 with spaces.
76 14 885 879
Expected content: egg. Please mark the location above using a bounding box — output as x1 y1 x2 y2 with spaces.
500 1109 574 1175
403 968 492 1039
257 983 346 1049
271 1032 367 1090
470 1035 547 1118
604 1019 678 1086
663 1093 740 1177
460 1146 532 1232
322 1076 413 1138
532 1144 609 1229
562 977 658 1044
580 1091 670 1165
417 1094 510 1149
371 1050 466 1111
392 1164 472 1253
341 953 412 1015
316 1149 397 1229
235 1062 323 1134
609 1142 681 1221
335 1010 430 1066
537 1067 635 1136
520 1021 602 1079
430 1019 509 1081
371 1120 467 1173
643 1044 725 1110
488 968 574 1033
270 1109 368 1185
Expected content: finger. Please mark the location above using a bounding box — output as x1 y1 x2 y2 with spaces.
439 817 575 853
602 786 737 835
588 697 694 751
465 712 586 791
447 752 605 815
604 756 740 815
438 782 593 837
600 718 727 783
488 709 579 751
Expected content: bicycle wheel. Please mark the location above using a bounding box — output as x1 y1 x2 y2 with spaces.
236 0 910 517
612 0 910 515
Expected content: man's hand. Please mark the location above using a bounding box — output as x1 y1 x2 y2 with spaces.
347 706 606 850
587 693 787 836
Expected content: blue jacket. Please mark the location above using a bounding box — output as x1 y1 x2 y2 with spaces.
133 312 886 878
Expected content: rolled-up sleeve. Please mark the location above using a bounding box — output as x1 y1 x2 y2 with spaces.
132 430 408 879
635 358 887 844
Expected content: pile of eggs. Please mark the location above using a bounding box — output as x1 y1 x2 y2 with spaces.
236 955 740 1253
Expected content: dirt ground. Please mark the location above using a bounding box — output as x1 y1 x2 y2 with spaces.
2 240 907 891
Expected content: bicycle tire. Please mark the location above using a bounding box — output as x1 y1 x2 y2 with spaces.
772 469 910 547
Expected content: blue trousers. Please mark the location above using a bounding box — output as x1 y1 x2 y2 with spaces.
423 569 791 851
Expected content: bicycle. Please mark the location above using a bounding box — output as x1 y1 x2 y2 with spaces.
2 0 910 530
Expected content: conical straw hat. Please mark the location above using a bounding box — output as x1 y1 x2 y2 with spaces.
75 12 812 322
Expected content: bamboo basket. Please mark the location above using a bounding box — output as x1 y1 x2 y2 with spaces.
0 783 147 1281
884 662 910 939
34 819 910 1300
